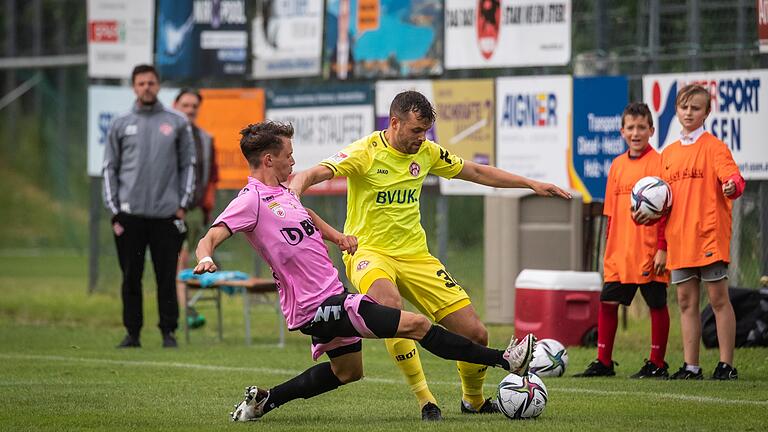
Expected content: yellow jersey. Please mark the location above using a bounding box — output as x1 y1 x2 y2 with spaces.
320 131 464 257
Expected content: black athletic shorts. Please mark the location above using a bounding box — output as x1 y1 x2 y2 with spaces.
601 281 667 308
299 292 400 359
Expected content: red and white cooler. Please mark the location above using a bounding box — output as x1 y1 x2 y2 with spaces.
514 269 602 346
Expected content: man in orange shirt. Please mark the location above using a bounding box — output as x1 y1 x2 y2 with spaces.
656 84 745 380
574 102 671 378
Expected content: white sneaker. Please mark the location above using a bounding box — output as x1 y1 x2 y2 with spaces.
230 386 270 421
503 333 536 375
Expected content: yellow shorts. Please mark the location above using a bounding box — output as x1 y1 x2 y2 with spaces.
343 249 471 322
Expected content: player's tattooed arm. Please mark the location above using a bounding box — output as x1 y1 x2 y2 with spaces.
306 208 358 255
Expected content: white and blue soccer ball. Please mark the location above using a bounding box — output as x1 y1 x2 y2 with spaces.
630 176 672 220
497 372 548 419
529 338 569 377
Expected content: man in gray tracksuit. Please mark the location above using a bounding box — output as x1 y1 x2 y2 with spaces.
103 64 196 348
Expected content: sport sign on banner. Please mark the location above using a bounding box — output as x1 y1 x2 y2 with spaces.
643 70 768 179
87 86 179 176
87 0 154 78
444 0 571 69
495 75 572 187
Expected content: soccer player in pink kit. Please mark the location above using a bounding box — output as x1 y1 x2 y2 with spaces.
194 121 536 422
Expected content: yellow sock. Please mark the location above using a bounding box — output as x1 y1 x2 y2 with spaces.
385 338 436 408
457 361 487 410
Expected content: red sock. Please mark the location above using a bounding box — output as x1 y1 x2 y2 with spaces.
597 302 619 366
649 306 670 368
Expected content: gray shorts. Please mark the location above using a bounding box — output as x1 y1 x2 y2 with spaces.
671 261 728 285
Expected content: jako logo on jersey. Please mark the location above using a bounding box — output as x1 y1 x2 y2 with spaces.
312 305 342 323
377 168 388 174
409 161 421 176
651 77 761 151
376 189 418 205
356 260 369 271
477 0 501 59
268 201 285 218
501 93 557 127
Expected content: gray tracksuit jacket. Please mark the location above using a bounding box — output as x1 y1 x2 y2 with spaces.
102 101 196 218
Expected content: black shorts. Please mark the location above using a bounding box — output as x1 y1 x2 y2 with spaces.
601 281 668 309
299 292 400 359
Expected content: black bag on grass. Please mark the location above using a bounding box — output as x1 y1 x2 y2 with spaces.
701 287 768 348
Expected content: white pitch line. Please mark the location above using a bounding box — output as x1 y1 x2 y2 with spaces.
2 353 766 407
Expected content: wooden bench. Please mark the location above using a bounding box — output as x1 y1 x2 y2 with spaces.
181 277 284 346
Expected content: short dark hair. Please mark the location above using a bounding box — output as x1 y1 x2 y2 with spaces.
676 83 711 114
175 88 202 104
239 121 294 168
131 64 159 84
621 102 653 128
389 91 436 124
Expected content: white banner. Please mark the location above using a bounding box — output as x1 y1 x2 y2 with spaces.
87 0 154 79
445 0 571 69
87 86 179 176
643 70 768 179
251 0 324 78
495 75 572 186
374 80 434 130
266 105 374 172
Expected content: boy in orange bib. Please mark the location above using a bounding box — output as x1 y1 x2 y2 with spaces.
574 103 671 379
657 84 745 380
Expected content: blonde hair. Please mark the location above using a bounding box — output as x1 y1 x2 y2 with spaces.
676 84 711 114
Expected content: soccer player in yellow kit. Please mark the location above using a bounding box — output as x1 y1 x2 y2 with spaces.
290 91 571 420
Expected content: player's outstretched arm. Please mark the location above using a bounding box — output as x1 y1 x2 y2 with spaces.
454 161 572 199
288 165 334 197
306 208 358 255
194 225 231 274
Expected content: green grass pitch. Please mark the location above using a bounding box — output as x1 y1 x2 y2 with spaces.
1 254 767 431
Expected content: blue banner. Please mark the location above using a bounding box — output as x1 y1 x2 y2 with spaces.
155 0 247 79
571 76 628 201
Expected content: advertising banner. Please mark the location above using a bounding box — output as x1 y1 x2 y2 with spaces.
251 0 324 78
570 76 628 202
266 85 374 175
325 0 443 80
433 79 495 195
643 70 768 179
87 86 179 176
445 0 571 69
496 75 572 187
87 0 154 78
759 0 768 53
155 0 248 80
196 89 265 190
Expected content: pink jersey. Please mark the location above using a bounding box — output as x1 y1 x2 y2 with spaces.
213 177 345 330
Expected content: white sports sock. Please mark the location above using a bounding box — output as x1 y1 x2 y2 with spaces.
685 364 701 373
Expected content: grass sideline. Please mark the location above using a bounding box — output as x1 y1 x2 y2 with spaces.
1 254 767 431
